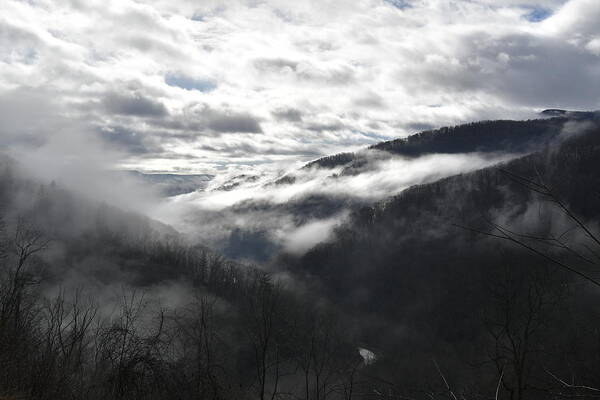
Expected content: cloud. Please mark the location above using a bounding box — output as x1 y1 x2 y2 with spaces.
280 213 348 255
254 57 355 85
98 126 160 154
164 149 517 261
103 92 169 117
253 58 299 73
207 112 263 133
0 87 165 216
1 0 599 175
558 119 597 141
354 91 386 109
272 108 303 122
0 88 62 146
305 121 346 132
542 0 600 36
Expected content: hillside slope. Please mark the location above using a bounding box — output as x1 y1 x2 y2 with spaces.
302 116 569 171
197 115 594 263
277 120 600 395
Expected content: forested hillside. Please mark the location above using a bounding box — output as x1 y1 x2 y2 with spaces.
302 117 570 171
278 120 600 398
203 117 585 263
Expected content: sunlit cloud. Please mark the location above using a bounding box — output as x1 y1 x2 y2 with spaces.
1 0 599 175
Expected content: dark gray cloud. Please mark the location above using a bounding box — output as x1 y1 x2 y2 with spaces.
305 122 346 132
199 141 321 158
98 126 161 154
271 108 303 122
148 106 263 137
353 92 385 109
491 35 600 108
399 30 600 110
103 92 169 117
207 113 263 133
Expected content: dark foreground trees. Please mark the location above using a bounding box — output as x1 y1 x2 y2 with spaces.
4 215 599 400
0 214 374 400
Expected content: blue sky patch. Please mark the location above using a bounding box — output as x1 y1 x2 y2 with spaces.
165 73 217 92
384 0 412 10
524 7 552 22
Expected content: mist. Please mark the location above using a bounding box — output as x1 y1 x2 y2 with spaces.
161 150 516 260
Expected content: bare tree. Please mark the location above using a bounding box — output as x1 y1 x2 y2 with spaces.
171 294 228 400
483 262 564 400
0 217 49 329
30 289 98 399
242 274 288 400
94 289 169 400
459 168 600 398
0 217 49 397
456 169 600 288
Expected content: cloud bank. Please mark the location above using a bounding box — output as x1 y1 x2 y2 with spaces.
1 0 600 175
161 150 515 260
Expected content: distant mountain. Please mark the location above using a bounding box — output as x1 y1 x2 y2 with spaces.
213 173 260 191
301 117 567 172
122 170 213 196
301 111 598 172
540 108 599 119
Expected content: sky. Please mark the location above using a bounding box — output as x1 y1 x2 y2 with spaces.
1 0 600 175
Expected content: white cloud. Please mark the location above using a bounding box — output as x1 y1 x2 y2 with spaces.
159 150 515 258
280 213 349 255
0 0 598 176
175 150 513 209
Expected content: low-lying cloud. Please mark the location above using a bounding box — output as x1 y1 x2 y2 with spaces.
279 214 349 255
161 150 516 260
